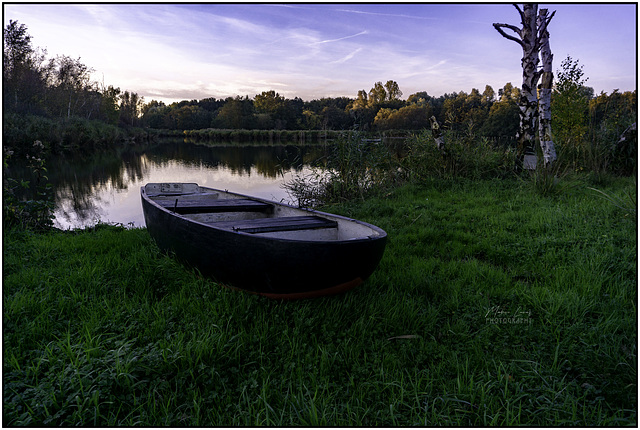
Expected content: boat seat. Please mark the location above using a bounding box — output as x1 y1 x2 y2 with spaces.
210 216 338 234
156 198 273 214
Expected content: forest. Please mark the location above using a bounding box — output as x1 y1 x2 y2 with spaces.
4 20 636 158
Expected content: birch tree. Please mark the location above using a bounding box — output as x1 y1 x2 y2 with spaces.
537 8 557 166
493 4 555 168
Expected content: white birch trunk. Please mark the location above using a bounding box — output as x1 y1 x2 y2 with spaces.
518 4 540 166
494 4 541 169
537 8 557 167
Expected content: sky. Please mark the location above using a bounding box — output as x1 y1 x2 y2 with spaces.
3 3 637 105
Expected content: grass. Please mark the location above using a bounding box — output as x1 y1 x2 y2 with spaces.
3 176 636 426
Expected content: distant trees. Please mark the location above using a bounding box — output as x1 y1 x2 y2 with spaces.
254 90 285 115
96 85 120 125
3 21 145 131
4 19 636 169
481 83 520 139
132 78 633 160
47 55 96 119
118 91 145 127
374 104 431 130
3 20 48 114
3 20 155 155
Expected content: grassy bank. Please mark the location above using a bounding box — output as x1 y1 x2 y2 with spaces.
3 177 636 426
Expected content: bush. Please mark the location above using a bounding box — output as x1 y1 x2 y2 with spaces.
3 141 55 231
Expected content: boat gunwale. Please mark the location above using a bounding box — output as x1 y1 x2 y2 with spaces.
140 184 387 245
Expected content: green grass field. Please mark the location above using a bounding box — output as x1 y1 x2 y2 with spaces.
3 176 636 426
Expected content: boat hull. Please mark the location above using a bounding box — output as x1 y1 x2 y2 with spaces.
141 184 387 298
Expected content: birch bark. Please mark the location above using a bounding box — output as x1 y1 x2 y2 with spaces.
537 8 557 166
493 4 547 169
517 3 540 164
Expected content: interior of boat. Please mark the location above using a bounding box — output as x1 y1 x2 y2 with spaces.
144 183 381 241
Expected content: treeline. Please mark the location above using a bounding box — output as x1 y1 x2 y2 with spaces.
147 77 635 147
4 21 143 127
3 19 637 165
3 20 148 155
141 83 521 138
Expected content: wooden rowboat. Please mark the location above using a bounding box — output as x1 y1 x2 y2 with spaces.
141 183 387 299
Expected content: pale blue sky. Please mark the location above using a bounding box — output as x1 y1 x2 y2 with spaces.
4 3 637 104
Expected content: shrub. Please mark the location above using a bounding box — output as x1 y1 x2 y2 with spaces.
3 141 55 231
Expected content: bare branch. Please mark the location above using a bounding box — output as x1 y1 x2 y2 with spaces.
513 3 524 19
493 23 524 47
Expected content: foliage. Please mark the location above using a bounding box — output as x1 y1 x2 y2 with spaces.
3 20 49 116
550 57 637 177
373 104 432 130
212 96 256 129
588 91 637 176
254 90 285 115
3 179 636 426
3 141 55 231
119 91 145 127
480 91 520 139
3 21 145 154
2 113 140 156
552 57 591 166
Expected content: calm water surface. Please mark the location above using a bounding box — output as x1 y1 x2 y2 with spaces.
11 139 327 229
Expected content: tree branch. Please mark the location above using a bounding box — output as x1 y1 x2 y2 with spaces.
513 3 524 21
493 23 524 47
537 9 556 37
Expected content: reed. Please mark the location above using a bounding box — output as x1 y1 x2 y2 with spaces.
172 128 343 144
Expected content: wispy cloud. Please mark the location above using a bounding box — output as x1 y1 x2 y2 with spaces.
335 8 440 21
330 48 363 64
312 30 368 45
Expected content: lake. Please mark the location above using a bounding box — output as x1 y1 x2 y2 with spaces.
7 139 328 229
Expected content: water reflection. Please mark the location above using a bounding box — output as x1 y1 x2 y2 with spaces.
8 139 327 229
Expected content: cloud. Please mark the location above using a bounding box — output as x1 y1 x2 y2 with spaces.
5 3 634 103
312 30 368 45
330 48 363 64
335 8 440 21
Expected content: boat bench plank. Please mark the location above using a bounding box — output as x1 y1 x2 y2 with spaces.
156 198 273 214
147 191 218 198
210 216 338 234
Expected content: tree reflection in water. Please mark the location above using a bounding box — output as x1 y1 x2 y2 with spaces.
8 139 327 229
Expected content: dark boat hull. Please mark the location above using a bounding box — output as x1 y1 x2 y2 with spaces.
141 185 387 298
